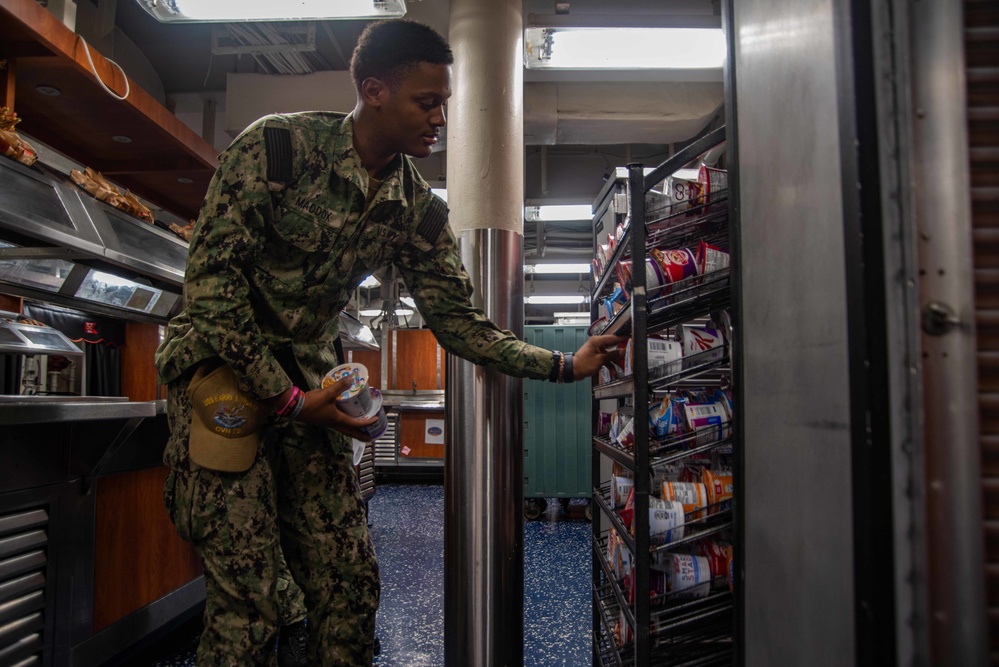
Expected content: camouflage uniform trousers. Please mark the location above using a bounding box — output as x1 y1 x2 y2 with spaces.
163 373 379 666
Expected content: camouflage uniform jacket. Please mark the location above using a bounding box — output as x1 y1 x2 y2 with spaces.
156 111 554 400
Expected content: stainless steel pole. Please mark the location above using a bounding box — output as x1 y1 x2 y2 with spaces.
444 1 525 666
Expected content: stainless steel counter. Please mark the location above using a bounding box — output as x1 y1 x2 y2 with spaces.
379 389 445 411
0 395 158 425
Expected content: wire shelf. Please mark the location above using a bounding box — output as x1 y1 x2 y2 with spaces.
593 269 731 338
593 346 729 400
594 584 734 666
594 481 733 559
594 585 633 667
594 585 635 667
647 269 731 333
649 424 734 461
646 195 730 248
648 348 730 391
592 199 731 301
593 423 733 474
593 531 635 631
594 482 636 554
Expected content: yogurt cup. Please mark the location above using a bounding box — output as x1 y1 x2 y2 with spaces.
358 390 388 440
323 363 374 417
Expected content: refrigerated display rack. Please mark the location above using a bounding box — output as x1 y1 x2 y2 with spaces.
590 125 733 667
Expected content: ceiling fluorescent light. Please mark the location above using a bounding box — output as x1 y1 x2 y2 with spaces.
359 309 382 317
524 263 592 274
136 0 406 23
525 26 726 70
525 204 592 221
553 311 590 318
525 295 589 305
359 275 381 289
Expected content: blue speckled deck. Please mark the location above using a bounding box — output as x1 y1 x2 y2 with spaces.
143 485 590 667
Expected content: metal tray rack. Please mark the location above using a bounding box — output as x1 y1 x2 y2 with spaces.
590 126 735 666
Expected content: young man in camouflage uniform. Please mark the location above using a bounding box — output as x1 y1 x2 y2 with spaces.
156 19 623 667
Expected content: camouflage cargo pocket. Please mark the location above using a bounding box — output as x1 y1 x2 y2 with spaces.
164 468 221 544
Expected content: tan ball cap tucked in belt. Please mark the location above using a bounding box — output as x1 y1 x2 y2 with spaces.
187 363 270 472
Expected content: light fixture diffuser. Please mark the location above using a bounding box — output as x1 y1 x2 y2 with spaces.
524 263 592 275
136 0 406 23
525 204 592 222
524 295 589 305
525 26 725 70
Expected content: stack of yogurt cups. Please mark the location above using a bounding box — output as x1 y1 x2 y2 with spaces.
322 362 388 440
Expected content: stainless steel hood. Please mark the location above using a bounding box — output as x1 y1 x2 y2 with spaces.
0 310 83 357
0 157 185 321
339 311 379 350
0 157 380 348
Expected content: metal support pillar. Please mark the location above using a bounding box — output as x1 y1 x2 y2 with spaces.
444 1 525 667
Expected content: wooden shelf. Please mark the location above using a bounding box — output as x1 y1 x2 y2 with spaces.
0 0 218 219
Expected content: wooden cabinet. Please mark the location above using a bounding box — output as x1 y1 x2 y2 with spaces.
93 467 202 632
385 328 446 391
0 0 218 219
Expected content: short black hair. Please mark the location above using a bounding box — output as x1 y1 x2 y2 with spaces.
350 19 454 91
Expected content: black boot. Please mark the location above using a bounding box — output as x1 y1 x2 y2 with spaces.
277 619 308 667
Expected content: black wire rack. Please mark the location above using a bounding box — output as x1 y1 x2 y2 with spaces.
593 424 734 474
594 346 730 400
592 484 734 560
592 191 732 302
591 125 732 667
593 268 731 338
593 527 735 667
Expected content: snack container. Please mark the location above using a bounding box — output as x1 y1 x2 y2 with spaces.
358 389 388 440
664 175 700 211
643 256 669 294
698 166 729 204
649 397 685 440
648 497 685 545
323 363 374 417
662 481 708 515
695 239 731 275
702 468 735 512
668 554 712 599
679 325 725 359
612 475 634 509
651 247 699 285
683 401 731 446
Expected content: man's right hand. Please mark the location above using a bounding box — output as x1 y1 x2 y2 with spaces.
271 377 379 441
572 334 628 380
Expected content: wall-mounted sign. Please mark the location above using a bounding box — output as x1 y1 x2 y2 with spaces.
425 419 445 445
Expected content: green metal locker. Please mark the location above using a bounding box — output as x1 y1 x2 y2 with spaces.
523 325 592 518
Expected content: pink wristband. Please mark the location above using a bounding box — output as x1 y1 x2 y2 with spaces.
276 386 301 417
